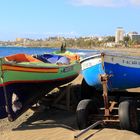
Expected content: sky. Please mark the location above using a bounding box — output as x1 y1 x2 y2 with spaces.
0 0 140 41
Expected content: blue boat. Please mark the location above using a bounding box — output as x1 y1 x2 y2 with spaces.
76 52 140 134
81 53 140 91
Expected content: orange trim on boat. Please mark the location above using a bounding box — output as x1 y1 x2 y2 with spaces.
2 65 58 73
5 53 42 62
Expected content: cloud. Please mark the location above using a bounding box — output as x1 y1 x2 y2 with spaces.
130 0 140 5
71 0 140 7
71 0 126 7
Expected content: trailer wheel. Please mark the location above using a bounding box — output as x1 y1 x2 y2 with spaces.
76 99 99 130
119 100 139 133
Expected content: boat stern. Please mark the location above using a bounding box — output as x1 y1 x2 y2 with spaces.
80 54 105 89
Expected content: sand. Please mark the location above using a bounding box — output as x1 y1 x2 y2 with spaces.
1 108 140 140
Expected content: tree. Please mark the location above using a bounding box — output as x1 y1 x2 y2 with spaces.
123 36 130 42
105 36 115 42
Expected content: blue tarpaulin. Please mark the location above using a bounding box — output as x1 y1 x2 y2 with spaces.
36 54 70 64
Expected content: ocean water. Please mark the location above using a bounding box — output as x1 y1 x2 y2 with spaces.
0 46 99 57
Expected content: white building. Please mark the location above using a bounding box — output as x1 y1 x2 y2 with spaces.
115 27 124 43
128 32 140 42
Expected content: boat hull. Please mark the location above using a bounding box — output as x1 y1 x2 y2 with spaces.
0 57 81 120
104 54 140 90
0 74 78 120
81 53 140 91
81 55 105 89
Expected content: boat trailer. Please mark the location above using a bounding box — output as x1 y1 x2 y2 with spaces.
74 74 140 140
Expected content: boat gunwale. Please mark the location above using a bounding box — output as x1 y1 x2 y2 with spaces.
80 52 140 65
80 53 101 63
103 52 140 59
1 58 78 69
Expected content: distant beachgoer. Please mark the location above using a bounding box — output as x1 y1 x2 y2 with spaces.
60 42 66 53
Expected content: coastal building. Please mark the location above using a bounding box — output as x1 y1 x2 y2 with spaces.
16 38 25 42
105 42 116 47
128 32 140 43
98 36 105 41
115 27 124 43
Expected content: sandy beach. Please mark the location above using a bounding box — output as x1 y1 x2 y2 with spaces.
1 109 140 140
0 73 140 140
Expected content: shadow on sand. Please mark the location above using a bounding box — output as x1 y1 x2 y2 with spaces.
12 86 140 133
12 108 77 131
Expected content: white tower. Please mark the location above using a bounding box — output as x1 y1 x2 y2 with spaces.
115 27 124 43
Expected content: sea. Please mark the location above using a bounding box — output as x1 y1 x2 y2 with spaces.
0 46 99 58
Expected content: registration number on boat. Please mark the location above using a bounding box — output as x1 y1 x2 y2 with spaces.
62 66 73 72
82 58 101 70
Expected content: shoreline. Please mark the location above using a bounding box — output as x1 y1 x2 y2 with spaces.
1 45 140 50
1 45 140 51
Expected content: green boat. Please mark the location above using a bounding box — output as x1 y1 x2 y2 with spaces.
0 53 81 121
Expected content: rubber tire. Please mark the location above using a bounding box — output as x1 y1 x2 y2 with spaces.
76 99 99 130
119 100 139 133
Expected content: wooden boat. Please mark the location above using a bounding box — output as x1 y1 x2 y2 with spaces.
81 52 140 90
0 53 81 121
76 52 140 135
